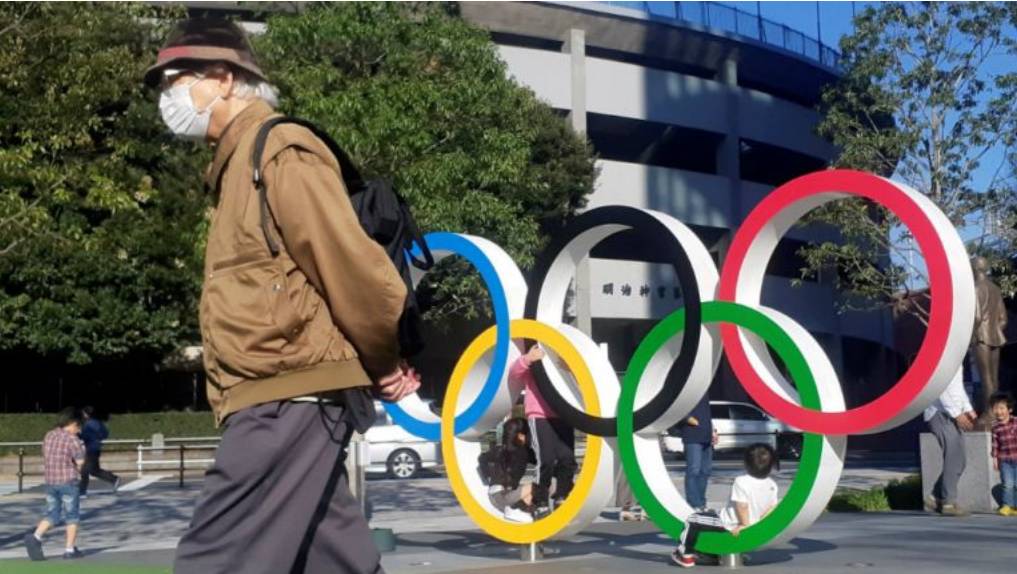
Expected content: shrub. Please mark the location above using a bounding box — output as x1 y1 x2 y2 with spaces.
827 487 891 512
884 474 923 510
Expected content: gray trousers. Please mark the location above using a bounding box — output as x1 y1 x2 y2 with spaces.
174 401 383 574
928 411 966 505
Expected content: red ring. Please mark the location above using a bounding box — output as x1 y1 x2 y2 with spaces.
718 170 953 434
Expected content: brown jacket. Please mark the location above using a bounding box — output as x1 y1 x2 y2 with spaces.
200 101 407 424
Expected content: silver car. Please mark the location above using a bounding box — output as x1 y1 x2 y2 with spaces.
659 401 801 458
364 402 441 479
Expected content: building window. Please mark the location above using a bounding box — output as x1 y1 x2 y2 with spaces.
588 113 723 174
739 138 828 187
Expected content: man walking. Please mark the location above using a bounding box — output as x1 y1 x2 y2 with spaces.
79 406 120 496
24 408 86 561
145 19 418 574
924 369 976 516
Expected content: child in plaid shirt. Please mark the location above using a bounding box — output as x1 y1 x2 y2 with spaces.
990 393 1017 516
23 408 86 561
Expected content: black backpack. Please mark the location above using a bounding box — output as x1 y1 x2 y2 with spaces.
477 445 504 487
251 117 434 358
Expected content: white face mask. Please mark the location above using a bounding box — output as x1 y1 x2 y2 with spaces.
159 78 221 142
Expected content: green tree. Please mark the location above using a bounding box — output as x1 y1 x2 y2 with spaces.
802 2 1017 322
255 2 597 322
0 1 595 372
0 2 209 364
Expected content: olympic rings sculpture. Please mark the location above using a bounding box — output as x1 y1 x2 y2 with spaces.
382 169 975 551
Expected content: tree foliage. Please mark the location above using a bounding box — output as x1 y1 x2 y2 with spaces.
803 2 1017 322
0 1 596 370
255 2 596 322
0 2 208 364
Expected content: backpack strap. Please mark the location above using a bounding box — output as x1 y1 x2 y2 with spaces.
250 117 364 257
250 116 434 271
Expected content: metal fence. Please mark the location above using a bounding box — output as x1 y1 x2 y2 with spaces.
1 436 221 493
603 1 841 70
3 435 373 497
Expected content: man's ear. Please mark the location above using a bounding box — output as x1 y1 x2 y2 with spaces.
218 68 235 99
206 64 234 99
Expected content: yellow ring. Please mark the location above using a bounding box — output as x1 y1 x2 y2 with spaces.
441 318 603 543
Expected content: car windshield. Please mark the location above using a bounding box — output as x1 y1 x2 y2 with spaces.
729 404 767 421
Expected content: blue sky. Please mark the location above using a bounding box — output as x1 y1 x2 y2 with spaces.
727 1 1011 197
724 2 1013 271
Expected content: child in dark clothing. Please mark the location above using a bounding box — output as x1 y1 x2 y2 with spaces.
480 417 535 523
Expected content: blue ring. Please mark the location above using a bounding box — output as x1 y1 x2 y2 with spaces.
383 232 512 440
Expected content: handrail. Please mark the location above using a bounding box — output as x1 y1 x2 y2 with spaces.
599 1 841 70
3 437 224 493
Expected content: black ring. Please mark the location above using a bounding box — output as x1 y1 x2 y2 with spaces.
523 206 702 437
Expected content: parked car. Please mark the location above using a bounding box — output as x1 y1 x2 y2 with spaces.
364 402 441 479
659 401 802 459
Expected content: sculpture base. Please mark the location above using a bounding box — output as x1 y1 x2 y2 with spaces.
719 554 743 569
920 431 1002 513
520 542 543 562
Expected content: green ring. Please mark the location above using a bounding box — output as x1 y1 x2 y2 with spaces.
617 301 825 553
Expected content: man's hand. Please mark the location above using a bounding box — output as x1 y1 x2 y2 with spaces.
376 363 421 403
730 526 742 537
525 345 545 364
955 412 975 432
993 458 999 471
712 429 719 447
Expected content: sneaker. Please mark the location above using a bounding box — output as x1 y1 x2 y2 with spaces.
923 495 939 513
113 476 121 494
504 507 534 523
79 493 88 500
63 547 84 559
999 505 1016 516
670 550 695 568
939 503 969 517
23 533 44 561
551 497 566 510
533 506 551 520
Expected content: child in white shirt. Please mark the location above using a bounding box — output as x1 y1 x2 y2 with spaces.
671 443 780 568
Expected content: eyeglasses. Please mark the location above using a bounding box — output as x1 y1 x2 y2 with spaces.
160 68 202 90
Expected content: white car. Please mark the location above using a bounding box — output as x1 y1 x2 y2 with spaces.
364 402 441 479
659 401 801 458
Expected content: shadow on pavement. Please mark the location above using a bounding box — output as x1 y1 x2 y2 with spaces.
392 524 837 567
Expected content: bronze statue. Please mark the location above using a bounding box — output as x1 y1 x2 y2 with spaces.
970 256 1007 429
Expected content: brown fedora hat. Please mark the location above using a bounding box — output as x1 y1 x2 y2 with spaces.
144 18 267 87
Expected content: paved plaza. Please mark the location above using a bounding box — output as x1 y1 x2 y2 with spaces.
0 456 1014 573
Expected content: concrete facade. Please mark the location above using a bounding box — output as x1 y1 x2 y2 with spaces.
461 1 899 410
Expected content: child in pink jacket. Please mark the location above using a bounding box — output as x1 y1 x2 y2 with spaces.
509 343 577 515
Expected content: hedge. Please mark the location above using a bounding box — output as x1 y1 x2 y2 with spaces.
0 412 219 452
827 474 923 512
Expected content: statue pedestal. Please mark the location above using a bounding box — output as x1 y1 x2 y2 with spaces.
920 431 1001 513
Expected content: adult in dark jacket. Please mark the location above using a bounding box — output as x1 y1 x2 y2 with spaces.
79 406 120 496
677 397 719 511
